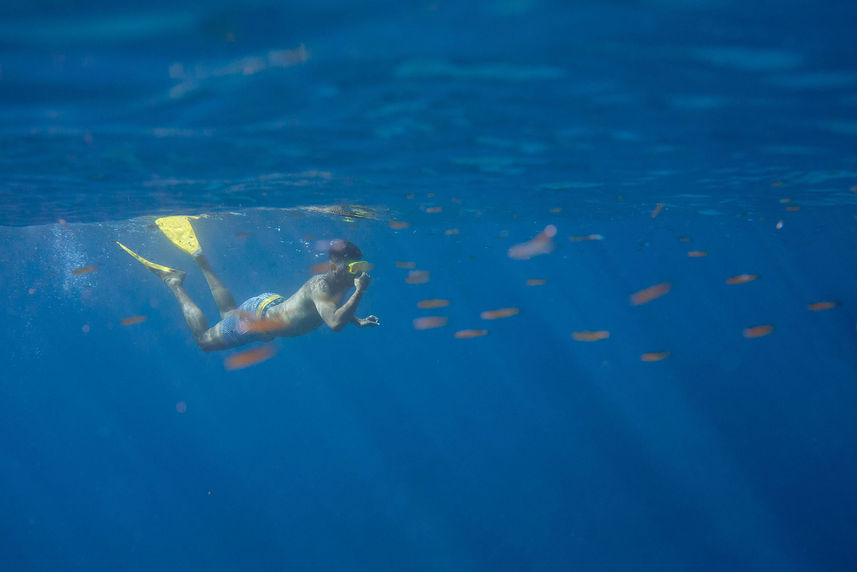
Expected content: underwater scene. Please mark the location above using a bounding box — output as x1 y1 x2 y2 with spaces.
2 1 856 570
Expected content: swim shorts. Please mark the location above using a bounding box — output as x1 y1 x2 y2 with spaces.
217 292 285 347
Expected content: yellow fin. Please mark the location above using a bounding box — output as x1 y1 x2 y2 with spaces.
155 216 201 255
116 241 177 274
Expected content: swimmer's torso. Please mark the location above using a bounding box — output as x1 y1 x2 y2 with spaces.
263 275 347 338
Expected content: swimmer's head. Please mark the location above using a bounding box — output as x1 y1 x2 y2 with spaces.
328 240 363 263
327 240 366 282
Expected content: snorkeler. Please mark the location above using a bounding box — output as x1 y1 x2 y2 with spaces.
117 216 379 351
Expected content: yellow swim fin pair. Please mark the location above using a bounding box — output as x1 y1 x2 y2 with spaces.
117 215 202 274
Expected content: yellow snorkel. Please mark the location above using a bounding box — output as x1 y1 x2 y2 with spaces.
347 260 370 274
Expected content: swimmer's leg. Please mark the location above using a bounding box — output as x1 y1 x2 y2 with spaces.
192 252 237 318
157 269 208 338
158 269 232 351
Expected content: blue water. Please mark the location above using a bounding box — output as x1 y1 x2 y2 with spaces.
2 1 857 570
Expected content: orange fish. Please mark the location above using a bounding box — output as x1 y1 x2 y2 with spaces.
72 265 98 275
508 225 557 260
444 228 460 235
650 203 664 218
480 307 520 320
526 279 547 286
678 237 692 242
396 261 417 269
743 325 774 338
417 299 450 309
630 282 671 306
771 181 785 187
389 221 410 229
454 329 488 339
569 234 604 242
120 315 148 326
572 330 610 342
549 207 563 213
309 261 330 274
641 351 670 362
687 251 708 257
425 206 442 214
725 274 758 285
413 316 448 330
405 270 430 284
244 317 289 334
808 301 838 311
224 345 276 370
235 232 253 238
779 198 792 204
786 206 801 212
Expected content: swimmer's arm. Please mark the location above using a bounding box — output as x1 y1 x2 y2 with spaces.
315 289 365 332
351 315 380 327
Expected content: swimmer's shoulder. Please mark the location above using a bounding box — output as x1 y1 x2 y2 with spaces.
300 274 331 298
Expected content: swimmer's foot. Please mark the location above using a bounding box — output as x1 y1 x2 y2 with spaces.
160 268 186 286
116 241 185 280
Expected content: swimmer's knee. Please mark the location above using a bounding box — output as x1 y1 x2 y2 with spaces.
197 329 226 352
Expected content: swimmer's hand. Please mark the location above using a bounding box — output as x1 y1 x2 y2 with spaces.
356 315 380 327
354 272 371 292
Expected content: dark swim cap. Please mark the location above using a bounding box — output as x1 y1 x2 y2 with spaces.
328 240 363 262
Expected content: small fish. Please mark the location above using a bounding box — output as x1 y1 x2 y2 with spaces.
244 317 290 334
72 265 98 275
526 279 547 286
687 251 708 257
786 206 801 212
309 262 331 274
650 203 665 218
224 346 276 370
405 270 430 284
389 221 410 229
417 299 450 309
508 225 557 260
454 329 488 339
444 228 460 235
396 261 417 269
725 274 758 285
743 325 774 338
480 307 520 320
413 316 448 330
425 206 442 214
808 301 838 311
569 234 604 242
235 232 253 238
120 315 148 326
572 330 610 342
641 351 670 362
630 282 671 306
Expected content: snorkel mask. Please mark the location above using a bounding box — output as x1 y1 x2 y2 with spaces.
347 260 370 275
